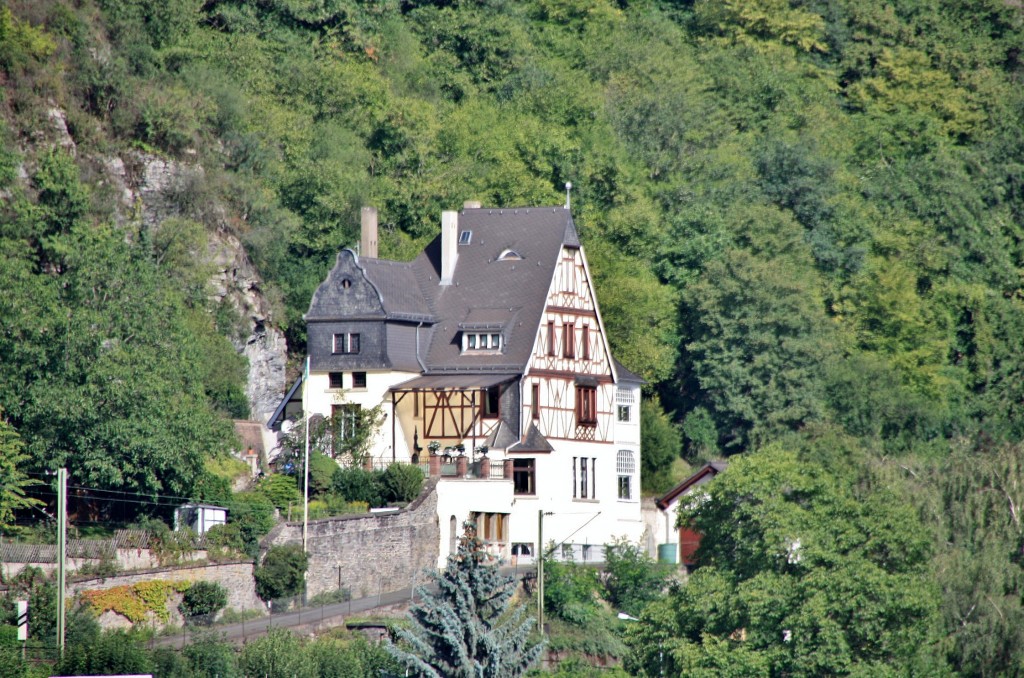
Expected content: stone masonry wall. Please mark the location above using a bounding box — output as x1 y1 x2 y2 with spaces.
69 561 264 623
262 479 440 599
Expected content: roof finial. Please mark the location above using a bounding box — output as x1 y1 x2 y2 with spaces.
564 182 573 210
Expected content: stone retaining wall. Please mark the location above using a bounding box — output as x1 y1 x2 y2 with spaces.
262 479 440 599
69 561 264 628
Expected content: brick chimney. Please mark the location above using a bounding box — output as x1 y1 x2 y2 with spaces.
360 206 378 259
440 209 458 285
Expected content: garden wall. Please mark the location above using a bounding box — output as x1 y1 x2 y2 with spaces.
261 479 439 599
69 561 264 628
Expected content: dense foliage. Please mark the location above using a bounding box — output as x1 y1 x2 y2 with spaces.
178 582 229 624
625 447 945 675
254 544 309 603
2 0 1024 672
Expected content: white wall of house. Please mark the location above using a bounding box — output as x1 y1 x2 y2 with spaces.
435 477 515 567
502 438 644 559
303 369 419 464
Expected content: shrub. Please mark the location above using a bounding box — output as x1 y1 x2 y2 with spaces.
544 557 601 626
332 467 384 506
178 582 228 624
228 491 276 558
308 588 351 606
381 463 424 503
254 545 308 602
258 473 301 511
240 629 313 678
603 539 671 617
56 629 153 677
309 452 339 496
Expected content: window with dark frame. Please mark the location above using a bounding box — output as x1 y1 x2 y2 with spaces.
352 371 367 389
483 385 500 418
547 321 555 356
332 332 360 355
572 457 577 498
329 372 344 389
563 323 575 359
580 457 588 498
617 404 630 422
581 325 590 360
513 458 536 495
576 385 597 426
531 383 540 421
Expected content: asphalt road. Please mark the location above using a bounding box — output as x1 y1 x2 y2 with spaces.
152 565 538 649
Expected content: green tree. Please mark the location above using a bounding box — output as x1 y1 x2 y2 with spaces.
0 417 41 531
624 447 946 676
640 398 682 493
603 539 671 617
178 582 228 625
381 463 425 504
57 629 153 677
182 631 239 678
254 545 308 602
239 629 313 678
389 521 542 677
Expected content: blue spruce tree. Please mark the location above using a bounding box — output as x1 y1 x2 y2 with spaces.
388 521 542 677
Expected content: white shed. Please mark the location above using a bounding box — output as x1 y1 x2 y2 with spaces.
174 503 227 536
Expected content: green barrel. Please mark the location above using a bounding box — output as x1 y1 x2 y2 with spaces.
657 543 678 564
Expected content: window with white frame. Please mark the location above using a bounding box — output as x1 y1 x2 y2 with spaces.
333 332 360 354
463 332 502 352
617 450 636 500
616 388 634 423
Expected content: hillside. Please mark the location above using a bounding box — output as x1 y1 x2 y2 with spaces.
2 0 1024 673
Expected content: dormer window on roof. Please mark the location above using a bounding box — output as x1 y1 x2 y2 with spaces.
463 332 501 352
459 230 472 245
497 248 522 261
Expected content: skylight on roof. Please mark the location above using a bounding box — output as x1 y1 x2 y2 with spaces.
459 230 472 245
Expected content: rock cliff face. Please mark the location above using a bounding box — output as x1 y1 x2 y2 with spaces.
45 105 289 425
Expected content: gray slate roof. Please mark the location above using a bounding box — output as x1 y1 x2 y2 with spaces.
414 206 580 373
307 206 584 376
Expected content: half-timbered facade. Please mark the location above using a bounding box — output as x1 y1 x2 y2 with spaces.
281 203 645 566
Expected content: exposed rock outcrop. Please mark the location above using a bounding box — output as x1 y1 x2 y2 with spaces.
96 141 287 424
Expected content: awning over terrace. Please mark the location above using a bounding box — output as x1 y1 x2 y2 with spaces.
390 373 519 391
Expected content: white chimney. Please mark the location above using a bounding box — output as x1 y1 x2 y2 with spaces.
360 206 378 259
441 210 459 285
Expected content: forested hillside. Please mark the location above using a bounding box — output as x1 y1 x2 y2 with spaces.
2 0 1024 673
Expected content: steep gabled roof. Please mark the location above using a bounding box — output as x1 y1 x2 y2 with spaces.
307 251 433 323
413 206 579 372
655 461 728 510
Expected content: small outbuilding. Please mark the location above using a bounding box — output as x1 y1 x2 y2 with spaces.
653 461 728 567
174 503 228 536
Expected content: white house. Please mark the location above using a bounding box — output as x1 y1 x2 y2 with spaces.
271 203 645 567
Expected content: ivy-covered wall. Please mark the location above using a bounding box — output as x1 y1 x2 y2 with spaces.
69 561 262 629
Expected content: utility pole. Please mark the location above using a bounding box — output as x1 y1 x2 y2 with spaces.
302 356 310 552
56 467 67 657
537 510 543 633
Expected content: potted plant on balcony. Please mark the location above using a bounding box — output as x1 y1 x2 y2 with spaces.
428 440 441 455
474 444 489 457
454 443 466 456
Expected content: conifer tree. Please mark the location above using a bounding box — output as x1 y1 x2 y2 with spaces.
388 521 542 678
